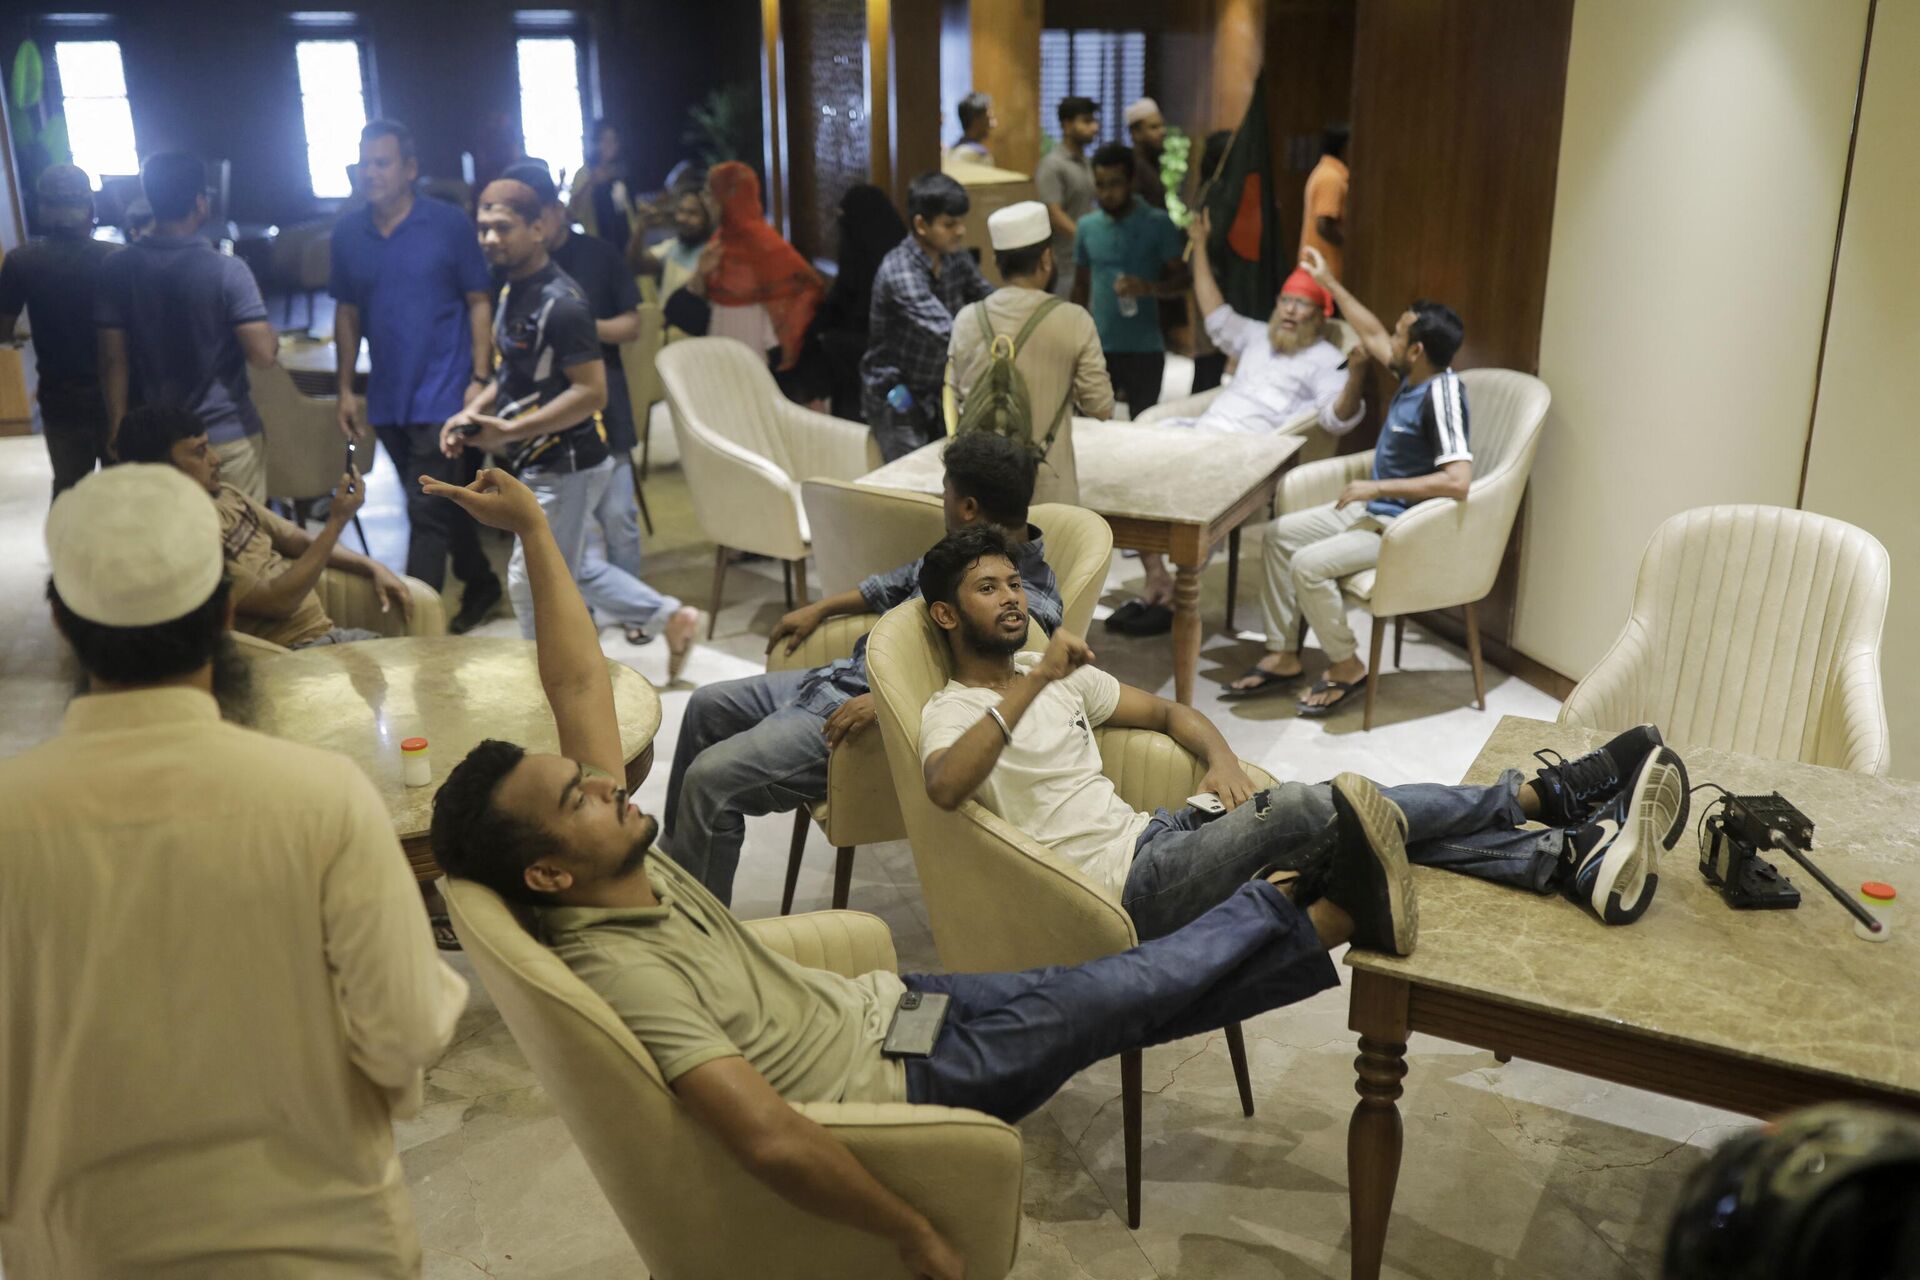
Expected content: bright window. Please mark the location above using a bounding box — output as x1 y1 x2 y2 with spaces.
1039 29 1147 147
294 39 368 198
516 36 585 187
52 40 138 181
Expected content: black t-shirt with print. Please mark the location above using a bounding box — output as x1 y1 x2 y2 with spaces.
491 259 607 473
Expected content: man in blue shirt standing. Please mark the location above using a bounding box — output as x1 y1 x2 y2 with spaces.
331 120 502 633
96 152 277 502
859 173 993 462
1229 248 1472 717
1071 143 1187 417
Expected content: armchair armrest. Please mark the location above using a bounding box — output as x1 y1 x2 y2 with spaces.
1559 618 1654 736
1098 727 1275 813
766 613 879 675
946 800 1138 969
1134 387 1220 425
1814 645 1891 776
674 405 810 559
778 398 883 484
791 1102 1024 1275
1280 450 1374 514
742 910 899 977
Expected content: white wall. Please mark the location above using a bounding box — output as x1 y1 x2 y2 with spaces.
1516 0 1870 685
1800 0 1920 778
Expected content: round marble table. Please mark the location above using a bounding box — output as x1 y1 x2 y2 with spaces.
244 636 662 881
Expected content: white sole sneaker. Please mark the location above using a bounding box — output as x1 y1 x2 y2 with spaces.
1580 749 1686 924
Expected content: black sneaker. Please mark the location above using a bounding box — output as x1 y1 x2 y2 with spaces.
450 576 503 634
1325 773 1417 956
1561 746 1687 925
1533 725 1691 847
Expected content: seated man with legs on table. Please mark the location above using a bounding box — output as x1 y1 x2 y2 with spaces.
659 432 1063 905
919 525 1693 930
425 463 1412 1280
1123 208 1370 625
1227 248 1471 715
439 168 701 671
113 405 412 649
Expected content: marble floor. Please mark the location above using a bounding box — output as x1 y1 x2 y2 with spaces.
0 394 1753 1278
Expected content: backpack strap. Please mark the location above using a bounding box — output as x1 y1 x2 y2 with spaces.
1010 296 1064 355
975 302 998 346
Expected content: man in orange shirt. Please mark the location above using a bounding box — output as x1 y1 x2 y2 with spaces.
1299 125 1350 282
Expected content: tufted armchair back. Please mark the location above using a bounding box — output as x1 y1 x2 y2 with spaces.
1560 505 1891 775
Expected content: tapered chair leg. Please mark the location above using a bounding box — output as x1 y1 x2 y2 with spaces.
1225 527 1241 632
639 410 653 480
629 459 654 537
831 846 854 910
780 811 810 916
1465 600 1488 711
708 546 728 639
1224 1022 1256 1117
1364 617 1385 731
793 557 809 608
782 561 794 610
1393 615 1405 669
1121 1049 1143 1228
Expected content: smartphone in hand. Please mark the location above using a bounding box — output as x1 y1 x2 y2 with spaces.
344 440 359 494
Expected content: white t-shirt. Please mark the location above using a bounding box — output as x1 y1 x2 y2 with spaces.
919 652 1150 895
1188 305 1363 437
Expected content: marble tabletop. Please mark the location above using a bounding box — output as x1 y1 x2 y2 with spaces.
1350 715 1920 1097
244 636 661 841
859 421 1301 526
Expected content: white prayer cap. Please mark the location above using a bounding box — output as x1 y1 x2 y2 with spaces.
988 201 1051 251
47 464 223 626
1124 98 1162 127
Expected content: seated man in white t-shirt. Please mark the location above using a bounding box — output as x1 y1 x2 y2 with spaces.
1119 209 1369 629
918 526 1692 934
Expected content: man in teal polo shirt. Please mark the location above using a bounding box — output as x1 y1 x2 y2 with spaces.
1071 142 1187 417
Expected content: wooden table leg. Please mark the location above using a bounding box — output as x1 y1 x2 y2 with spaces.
1348 971 1410 1280
1171 560 1202 705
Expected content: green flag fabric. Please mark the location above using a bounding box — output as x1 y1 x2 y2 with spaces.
1199 75 1285 320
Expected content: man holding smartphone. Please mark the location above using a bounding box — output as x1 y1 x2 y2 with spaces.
331 119 502 634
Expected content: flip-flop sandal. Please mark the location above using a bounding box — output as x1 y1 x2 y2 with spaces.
623 625 656 646
430 913 462 952
1221 666 1305 700
1104 600 1147 632
1296 675 1365 718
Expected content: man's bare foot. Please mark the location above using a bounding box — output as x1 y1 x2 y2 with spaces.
1228 652 1304 692
665 605 704 682
1137 553 1175 607
1298 656 1368 710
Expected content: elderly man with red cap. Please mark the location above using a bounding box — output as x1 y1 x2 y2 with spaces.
1117 208 1368 633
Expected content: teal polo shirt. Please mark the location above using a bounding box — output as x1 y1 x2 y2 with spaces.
1074 197 1184 353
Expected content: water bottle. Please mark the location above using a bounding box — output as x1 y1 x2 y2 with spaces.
886 384 916 414
1116 279 1139 319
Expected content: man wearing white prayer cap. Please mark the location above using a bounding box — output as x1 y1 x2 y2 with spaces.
1125 97 1169 209
1 464 467 1276
947 200 1114 504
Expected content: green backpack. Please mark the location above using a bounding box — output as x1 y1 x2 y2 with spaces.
954 297 1073 462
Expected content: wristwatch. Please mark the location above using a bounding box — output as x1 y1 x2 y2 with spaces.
469 372 491 386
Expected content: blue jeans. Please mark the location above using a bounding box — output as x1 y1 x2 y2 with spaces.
902 880 1337 1122
583 456 649 620
508 457 681 639
660 668 828 903
1122 770 1557 941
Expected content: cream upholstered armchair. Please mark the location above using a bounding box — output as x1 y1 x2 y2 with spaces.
866 600 1267 1229
1136 319 1358 627
768 480 1113 914
443 879 1025 1279
230 569 446 656
657 337 882 635
1560 505 1890 775
1275 368 1550 730
617 298 665 535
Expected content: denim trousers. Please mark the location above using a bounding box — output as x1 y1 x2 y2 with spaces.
1122 769 1560 941
508 456 680 639
581 456 650 618
659 668 829 904
902 880 1338 1122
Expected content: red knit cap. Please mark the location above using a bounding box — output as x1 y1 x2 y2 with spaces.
1280 268 1334 316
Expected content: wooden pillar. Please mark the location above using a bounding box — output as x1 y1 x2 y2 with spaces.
876 0 944 209
760 0 789 236
971 0 1043 177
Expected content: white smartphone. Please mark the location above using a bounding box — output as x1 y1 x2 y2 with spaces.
1186 792 1226 816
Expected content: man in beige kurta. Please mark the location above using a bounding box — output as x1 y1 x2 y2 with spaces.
948 200 1113 505
0 464 468 1277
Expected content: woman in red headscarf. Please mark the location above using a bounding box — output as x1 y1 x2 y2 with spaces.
702 162 825 380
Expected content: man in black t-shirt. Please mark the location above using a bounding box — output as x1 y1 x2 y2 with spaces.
503 161 670 645
439 171 698 661
0 165 121 495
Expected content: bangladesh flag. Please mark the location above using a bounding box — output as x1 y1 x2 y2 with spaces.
1199 75 1284 320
